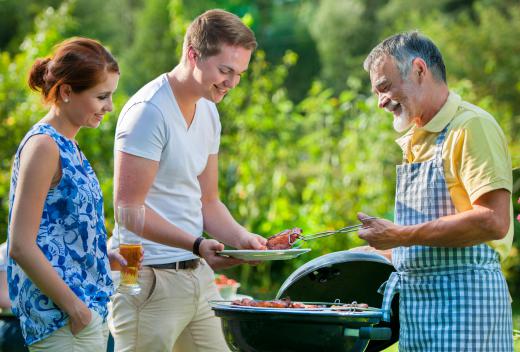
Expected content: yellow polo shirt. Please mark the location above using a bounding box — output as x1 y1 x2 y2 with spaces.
395 92 513 260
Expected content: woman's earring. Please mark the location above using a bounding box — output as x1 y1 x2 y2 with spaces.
64 98 69 103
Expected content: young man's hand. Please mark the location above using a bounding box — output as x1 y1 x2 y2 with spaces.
199 238 243 270
108 246 144 271
237 232 267 250
236 232 268 265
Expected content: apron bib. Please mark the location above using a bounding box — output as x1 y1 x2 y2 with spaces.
380 125 513 351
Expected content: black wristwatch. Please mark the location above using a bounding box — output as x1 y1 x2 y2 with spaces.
192 236 204 256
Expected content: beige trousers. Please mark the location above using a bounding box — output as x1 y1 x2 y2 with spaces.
29 310 109 352
109 260 229 352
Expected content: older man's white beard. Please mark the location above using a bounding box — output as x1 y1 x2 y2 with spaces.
393 112 413 132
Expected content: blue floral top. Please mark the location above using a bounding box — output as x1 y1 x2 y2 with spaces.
7 123 113 345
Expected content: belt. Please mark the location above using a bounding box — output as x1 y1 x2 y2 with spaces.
148 259 201 270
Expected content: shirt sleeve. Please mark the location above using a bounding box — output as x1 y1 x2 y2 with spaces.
115 102 168 161
209 103 221 155
455 115 512 203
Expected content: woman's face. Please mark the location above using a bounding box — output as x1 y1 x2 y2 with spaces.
64 71 120 129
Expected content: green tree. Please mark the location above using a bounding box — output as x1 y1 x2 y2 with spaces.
118 0 183 95
216 51 400 295
0 1 75 239
0 0 61 52
307 0 383 93
66 0 140 56
0 0 518 301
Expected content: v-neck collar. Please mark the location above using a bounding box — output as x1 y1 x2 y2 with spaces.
164 74 199 132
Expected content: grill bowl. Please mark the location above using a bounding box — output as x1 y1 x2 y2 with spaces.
212 303 389 352
276 251 399 351
212 250 399 352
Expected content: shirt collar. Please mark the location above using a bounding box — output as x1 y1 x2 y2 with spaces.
394 91 461 150
420 91 461 132
395 128 412 152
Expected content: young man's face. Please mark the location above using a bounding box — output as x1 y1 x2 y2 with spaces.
369 55 421 132
193 44 252 103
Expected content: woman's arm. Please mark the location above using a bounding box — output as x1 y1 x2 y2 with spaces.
0 271 11 310
9 135 91 335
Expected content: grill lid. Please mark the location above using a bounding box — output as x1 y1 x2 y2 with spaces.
275 250 399 352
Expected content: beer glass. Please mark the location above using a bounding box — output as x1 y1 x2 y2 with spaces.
116 204 145 295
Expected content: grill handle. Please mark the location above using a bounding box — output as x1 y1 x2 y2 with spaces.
344 327 392 340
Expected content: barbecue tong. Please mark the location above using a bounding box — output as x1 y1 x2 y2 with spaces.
292 217 377 247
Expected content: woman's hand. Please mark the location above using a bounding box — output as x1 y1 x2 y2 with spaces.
68 300 92 335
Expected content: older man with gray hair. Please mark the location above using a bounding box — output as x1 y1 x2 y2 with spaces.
357 31 514 351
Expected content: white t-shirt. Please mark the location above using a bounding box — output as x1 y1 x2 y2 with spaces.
114 73 221 265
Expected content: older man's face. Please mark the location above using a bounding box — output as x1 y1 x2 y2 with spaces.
370 55 420 132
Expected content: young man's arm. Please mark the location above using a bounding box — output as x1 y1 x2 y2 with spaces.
198 154 266 250
115 151 242 269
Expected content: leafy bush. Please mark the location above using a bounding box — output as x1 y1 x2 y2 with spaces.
1 0 518 299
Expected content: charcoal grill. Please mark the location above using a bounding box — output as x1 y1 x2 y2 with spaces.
212 250 399 352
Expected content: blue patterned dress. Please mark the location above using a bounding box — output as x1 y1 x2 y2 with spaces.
380 125 513 351
7 123 114 345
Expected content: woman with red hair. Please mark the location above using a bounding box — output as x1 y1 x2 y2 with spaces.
7 37 119 351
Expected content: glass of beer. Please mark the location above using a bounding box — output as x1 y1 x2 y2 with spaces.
116 204 145 295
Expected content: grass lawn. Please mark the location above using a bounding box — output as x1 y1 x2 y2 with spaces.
382 343 398 351
381 303 520 351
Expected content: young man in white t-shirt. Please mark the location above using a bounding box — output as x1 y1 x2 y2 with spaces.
110 9 266 352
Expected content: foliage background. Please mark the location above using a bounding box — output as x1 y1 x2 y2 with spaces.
0 0 519 325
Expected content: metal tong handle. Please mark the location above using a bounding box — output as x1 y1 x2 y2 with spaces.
300 217 378 242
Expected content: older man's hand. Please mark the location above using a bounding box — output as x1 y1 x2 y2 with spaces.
357 212 408 250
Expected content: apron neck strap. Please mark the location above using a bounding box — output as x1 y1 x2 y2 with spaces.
433 123 450 165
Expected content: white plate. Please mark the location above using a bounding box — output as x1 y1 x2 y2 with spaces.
216 248 311 261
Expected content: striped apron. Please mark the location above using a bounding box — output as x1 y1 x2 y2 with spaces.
380 125 513 351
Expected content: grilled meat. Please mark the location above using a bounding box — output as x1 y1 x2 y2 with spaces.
266 228 303 250
231 298 322 309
